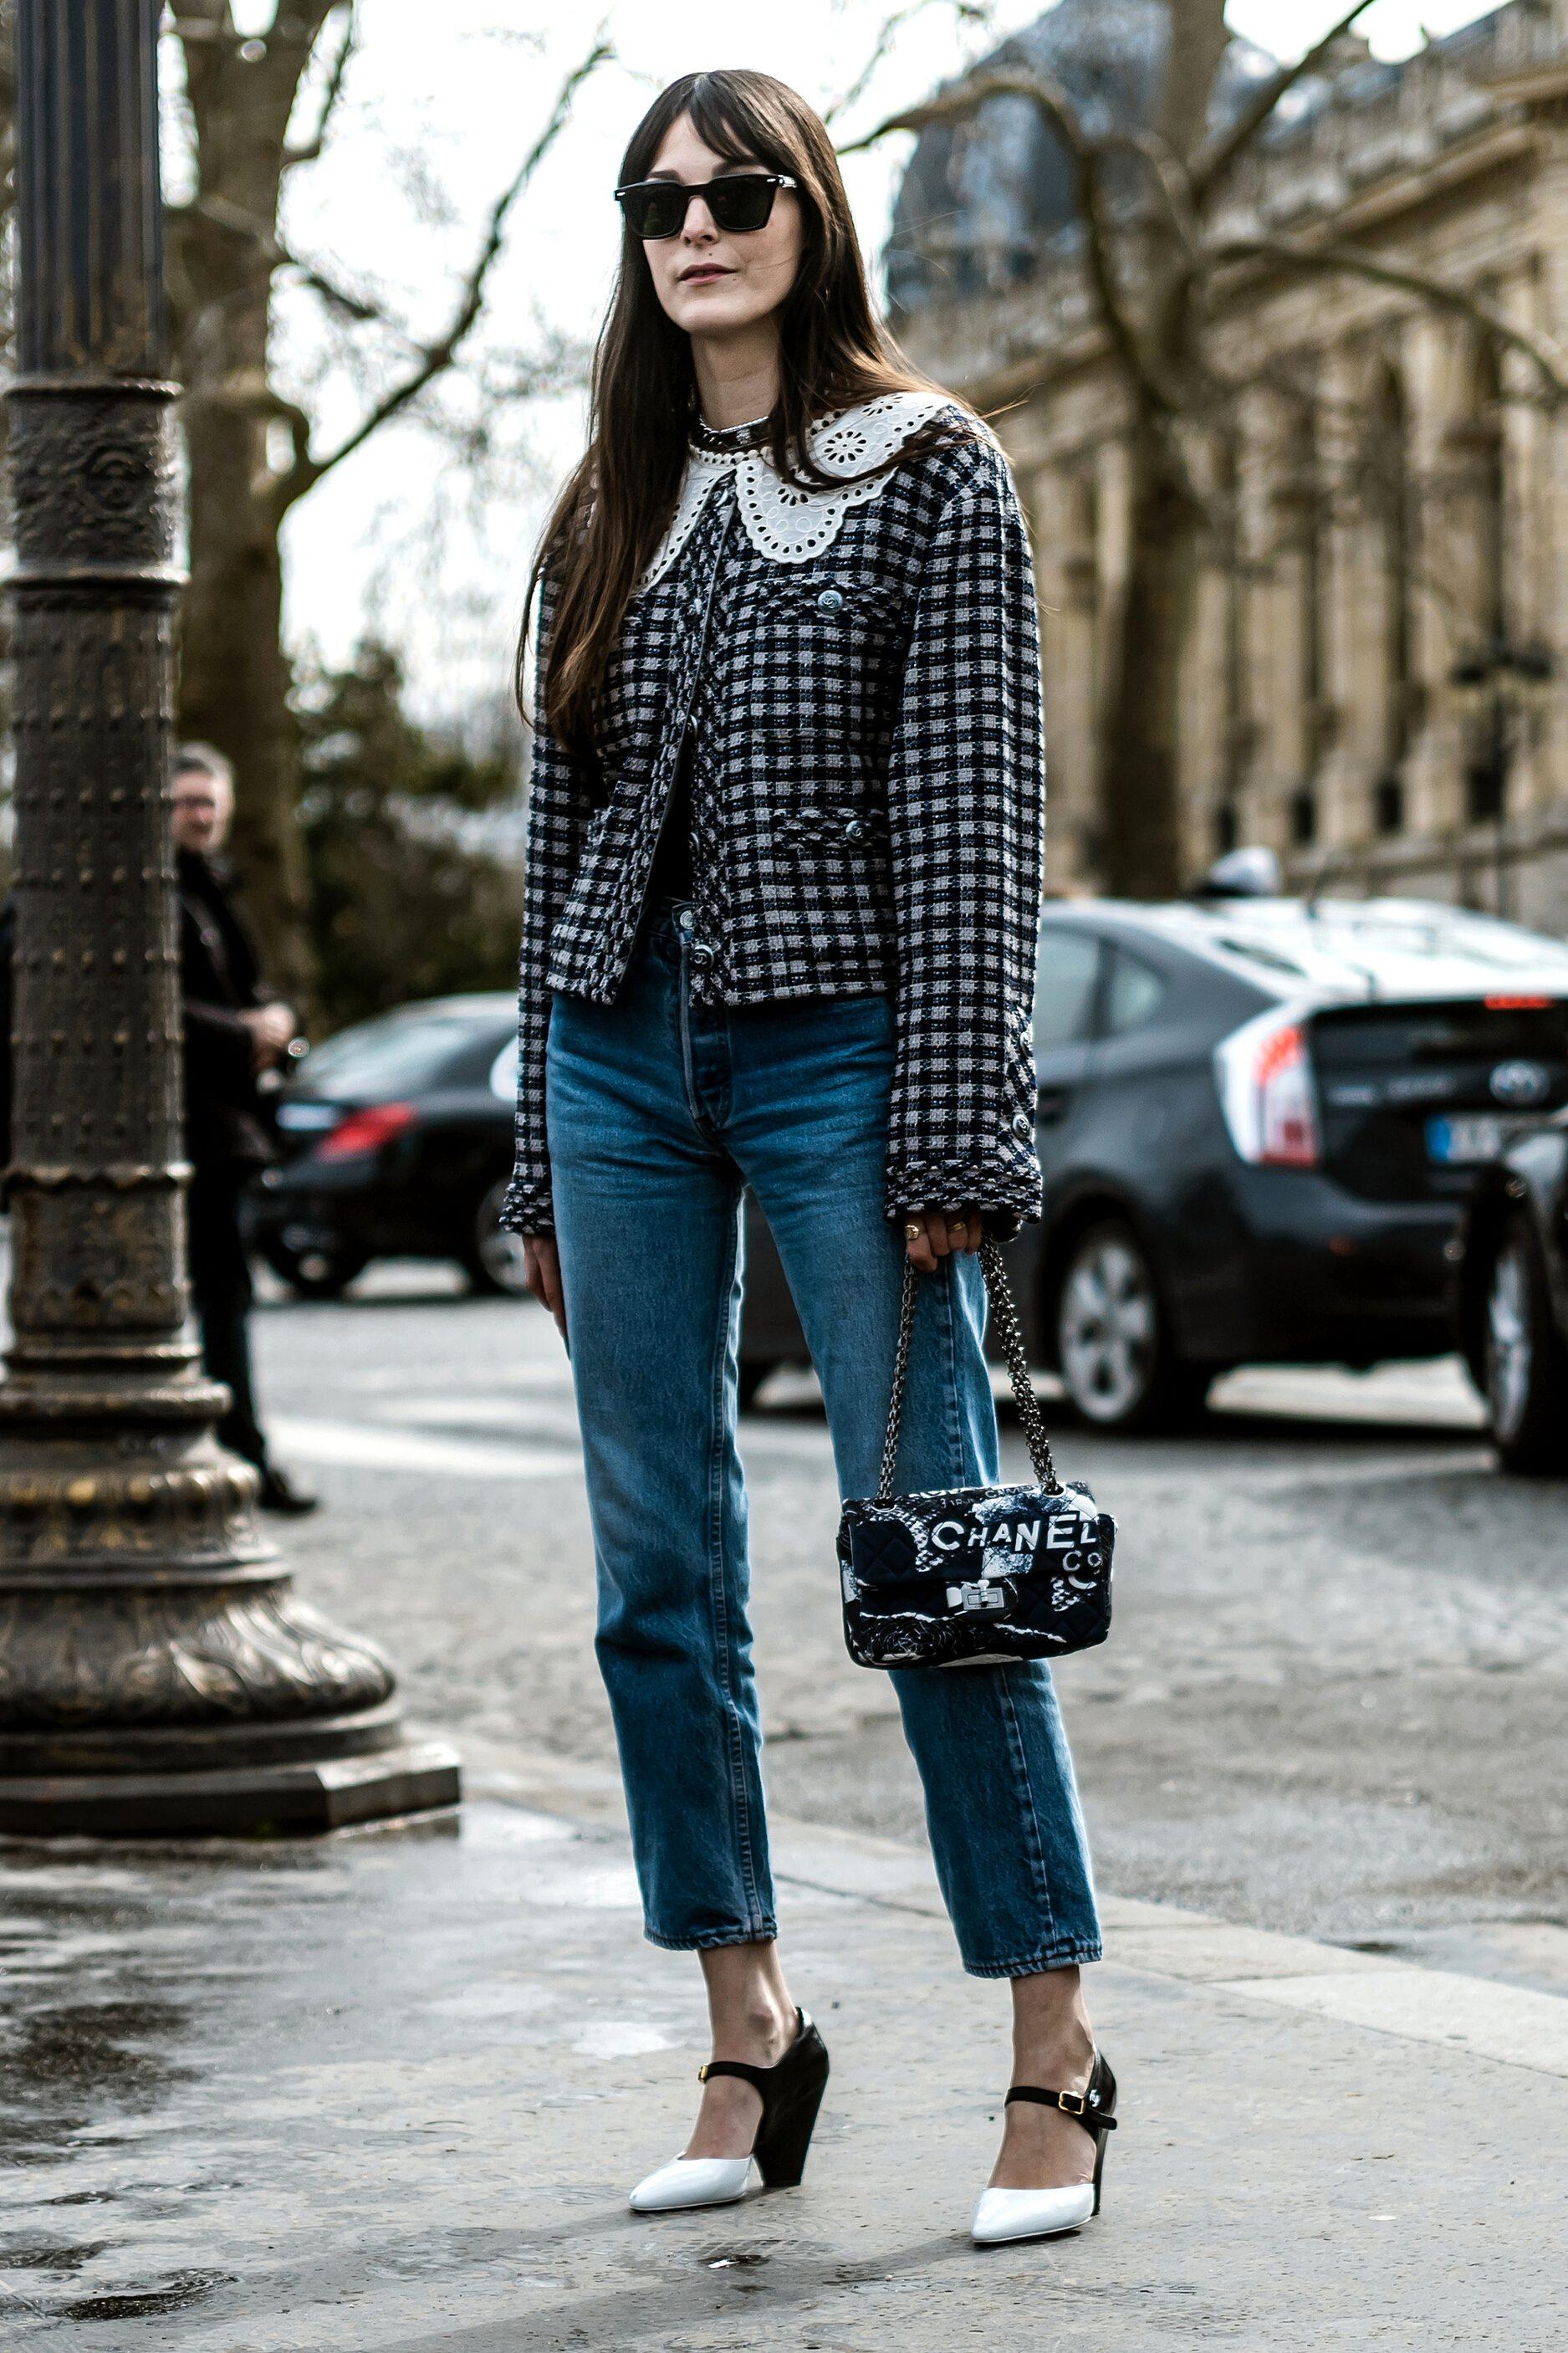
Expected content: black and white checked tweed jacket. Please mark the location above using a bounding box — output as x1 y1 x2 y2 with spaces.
501 399 1045 1239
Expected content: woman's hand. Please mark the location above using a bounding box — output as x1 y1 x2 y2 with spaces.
523 1234 569 1346
902 1205 983 1273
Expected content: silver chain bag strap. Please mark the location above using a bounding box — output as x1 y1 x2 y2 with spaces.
839 1235 1116 1670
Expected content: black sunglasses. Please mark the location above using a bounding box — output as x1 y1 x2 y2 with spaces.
614 172 798 242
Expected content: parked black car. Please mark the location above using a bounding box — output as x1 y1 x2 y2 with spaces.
248 995 525 1297
1453 1107 1568 1473
741 896 1568 1427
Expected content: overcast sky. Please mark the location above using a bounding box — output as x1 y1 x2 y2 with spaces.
229 0 1499 732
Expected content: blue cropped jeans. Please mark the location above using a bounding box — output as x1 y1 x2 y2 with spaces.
545 900 1101 1977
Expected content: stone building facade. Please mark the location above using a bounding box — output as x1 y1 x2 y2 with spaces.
892 0 1568 932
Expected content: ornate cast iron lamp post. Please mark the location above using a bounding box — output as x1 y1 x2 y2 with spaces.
0 0 460 1834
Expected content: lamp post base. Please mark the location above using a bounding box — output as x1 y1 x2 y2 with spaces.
0 1736 462 1838
0 1377 464 1839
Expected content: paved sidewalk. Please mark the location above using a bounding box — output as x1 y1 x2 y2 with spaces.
3 1763 1565 2351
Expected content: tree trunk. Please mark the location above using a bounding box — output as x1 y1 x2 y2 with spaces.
178 372 314 1008
164 7 337 1010
1096 416 1203 898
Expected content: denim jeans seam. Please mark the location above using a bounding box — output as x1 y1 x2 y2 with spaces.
928 1252 1065 1975
674 945 705 1139
996 1666 1062 1957
933 1258 968 1486
702 1184 769 1941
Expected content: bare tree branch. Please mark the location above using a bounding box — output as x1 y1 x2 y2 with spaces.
283 0 356 169
268 30 612 517
171 0 345 171
822 0 999 128
1157 0 1229 164
1190 2 1379 197
844 67 1177 412
175 192 384 322
1113 124 1203 264
1209 236 1568 403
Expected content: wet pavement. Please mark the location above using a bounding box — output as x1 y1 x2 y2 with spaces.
3 1786 1566 2349
3 1268 1567 2345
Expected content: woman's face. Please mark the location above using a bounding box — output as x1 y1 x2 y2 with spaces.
636 115 803 341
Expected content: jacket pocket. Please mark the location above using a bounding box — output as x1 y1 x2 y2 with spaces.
735 575 907 742
774 801 891 854
773 799 892 946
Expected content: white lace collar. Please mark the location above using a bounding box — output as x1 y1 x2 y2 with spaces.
637 391 960 592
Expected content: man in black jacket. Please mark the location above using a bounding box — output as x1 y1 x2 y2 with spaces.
174 744 316 1514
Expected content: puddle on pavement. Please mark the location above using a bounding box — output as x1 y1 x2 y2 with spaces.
54 2269 233 2322
0 2238 108 2270
0 1997 192 2161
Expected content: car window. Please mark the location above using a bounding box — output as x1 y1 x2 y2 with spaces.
1104 949 1166 1036
297 1015 478 1097
1034 928 1101 1049
432 1027 515 1089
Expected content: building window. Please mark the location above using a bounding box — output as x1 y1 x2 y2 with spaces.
1290 788 1317 847
1213 802 1239 856
1218 427 1251 813
1467 755 1505 825
1278 392 1327 772
1374 774 1404 835
1371 362 1416 773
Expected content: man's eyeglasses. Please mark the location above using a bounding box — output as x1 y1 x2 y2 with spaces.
615 173 798 243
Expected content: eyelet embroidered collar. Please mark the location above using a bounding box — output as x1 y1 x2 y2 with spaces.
639 390 960 591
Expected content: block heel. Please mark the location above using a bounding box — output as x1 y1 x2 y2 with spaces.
628 2008 830 2212
752 2055 830 2187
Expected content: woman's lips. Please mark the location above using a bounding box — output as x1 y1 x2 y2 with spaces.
681 265 733 284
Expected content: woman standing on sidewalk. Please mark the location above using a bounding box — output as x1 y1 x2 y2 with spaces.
503 69 1111 2246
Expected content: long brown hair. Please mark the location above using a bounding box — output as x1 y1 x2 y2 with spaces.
519 69 972 771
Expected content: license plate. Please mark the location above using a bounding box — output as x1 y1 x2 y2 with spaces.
1427 1113 1543 1165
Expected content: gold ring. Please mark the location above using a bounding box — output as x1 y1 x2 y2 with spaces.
904 1221 922 1240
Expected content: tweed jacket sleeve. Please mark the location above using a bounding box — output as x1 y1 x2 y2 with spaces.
501 570 595 1238
882 437 1046 1235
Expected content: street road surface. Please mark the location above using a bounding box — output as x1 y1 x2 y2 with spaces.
258 1264 1568 1987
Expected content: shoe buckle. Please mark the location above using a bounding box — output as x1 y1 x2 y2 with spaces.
1058 2090 1086 2115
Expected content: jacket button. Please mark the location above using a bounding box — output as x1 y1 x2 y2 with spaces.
1012 1111 1033 1139
844 817 865 840
816 588 845 614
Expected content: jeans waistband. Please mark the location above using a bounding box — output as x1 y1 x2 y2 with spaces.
640 894 697 962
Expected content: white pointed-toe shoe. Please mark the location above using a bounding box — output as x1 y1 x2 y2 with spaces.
628 2009 830 2216
629 2153 753 2213
971 2179 1096 2245
971 2050 1118 2248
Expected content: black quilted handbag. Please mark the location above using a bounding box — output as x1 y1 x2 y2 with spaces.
839 1235 1115 1670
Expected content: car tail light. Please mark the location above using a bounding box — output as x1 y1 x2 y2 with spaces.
1213 1008 1321 1168
315 1102 418 1162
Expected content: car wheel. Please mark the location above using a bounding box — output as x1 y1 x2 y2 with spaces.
463 1177 534 1298
259 1235 369 1301
1483 1212 1568 1476
1055 1218 1208 1433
